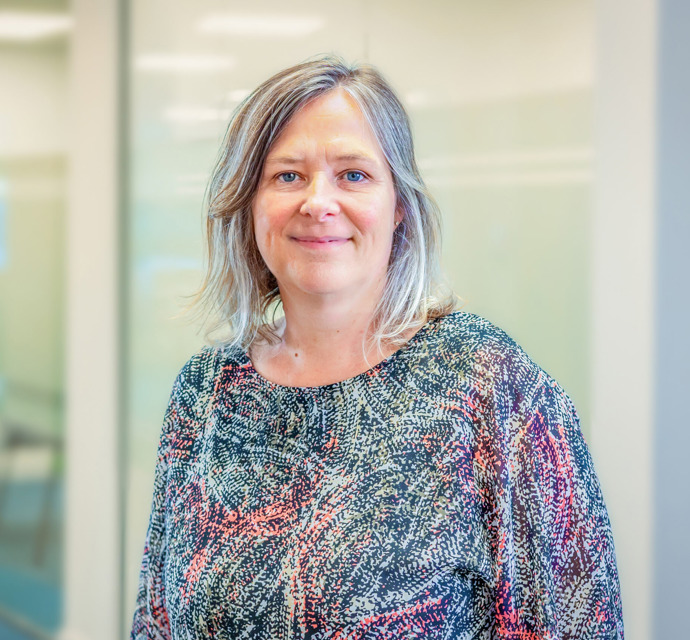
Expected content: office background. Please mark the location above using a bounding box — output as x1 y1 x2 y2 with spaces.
0 0 687 638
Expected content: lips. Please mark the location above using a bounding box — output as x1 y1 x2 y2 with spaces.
291 235 350 250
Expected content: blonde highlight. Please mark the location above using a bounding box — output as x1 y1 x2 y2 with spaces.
182 54 457 353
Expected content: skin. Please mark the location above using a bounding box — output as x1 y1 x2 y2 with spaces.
249 88 414 387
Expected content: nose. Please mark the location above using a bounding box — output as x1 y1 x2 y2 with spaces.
300 173 340 220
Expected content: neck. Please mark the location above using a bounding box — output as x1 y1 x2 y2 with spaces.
250 281 405 387
278 285 383 362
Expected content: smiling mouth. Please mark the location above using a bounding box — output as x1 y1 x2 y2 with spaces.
292 236 350 246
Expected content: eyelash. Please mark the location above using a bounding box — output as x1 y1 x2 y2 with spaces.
343 171 365 182
276 171 367 183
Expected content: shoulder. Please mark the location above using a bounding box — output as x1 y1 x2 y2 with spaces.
428 316 589 491
167 342 247 411
424 310 537 374
426 310 565 416
427 310 518 348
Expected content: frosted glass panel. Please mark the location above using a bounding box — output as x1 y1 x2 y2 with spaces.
124 0 594 627
368 0 594 420
0 27 68 637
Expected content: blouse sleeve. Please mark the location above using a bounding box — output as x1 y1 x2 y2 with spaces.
478 345 624 639
129 348 215 640
129 380 179 639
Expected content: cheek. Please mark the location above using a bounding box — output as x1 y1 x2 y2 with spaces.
359 212 395 246
252 199 280 244
250 214 274 270
355 189 397 233
253 193 292 227
352 202 391 231
253 224 278 271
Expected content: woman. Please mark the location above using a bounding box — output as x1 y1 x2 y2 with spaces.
130 56 624 639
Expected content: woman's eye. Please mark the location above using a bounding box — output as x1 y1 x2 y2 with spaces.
278 172 298 183
345 171 365 182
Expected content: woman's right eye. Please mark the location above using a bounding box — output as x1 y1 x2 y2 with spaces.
278 172 298 183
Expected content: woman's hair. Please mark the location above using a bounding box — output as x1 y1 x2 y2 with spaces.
187 53 456 352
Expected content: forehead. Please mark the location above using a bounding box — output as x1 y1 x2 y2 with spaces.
266 88 386 159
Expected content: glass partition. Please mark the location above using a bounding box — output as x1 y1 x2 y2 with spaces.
0 3 70 635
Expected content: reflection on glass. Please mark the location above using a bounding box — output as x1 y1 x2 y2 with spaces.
0 3 69 636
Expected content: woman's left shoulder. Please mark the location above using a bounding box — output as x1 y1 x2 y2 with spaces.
429 310 568 408
428 310 539 372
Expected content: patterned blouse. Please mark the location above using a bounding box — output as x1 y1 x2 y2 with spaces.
130 311 624 639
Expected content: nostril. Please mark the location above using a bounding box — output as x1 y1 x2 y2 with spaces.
301 189 339 218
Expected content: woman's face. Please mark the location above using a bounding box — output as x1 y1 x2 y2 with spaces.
252 88 401 304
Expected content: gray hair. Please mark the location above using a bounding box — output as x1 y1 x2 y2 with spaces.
186 54 456 352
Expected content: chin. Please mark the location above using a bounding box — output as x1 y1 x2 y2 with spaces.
296 280 350 297
278 263 385 300
285 272 360 298
282 265 347 294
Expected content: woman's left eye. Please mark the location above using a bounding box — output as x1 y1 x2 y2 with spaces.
344 171 365 182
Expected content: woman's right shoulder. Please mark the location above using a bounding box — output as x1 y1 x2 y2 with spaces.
170 342 247 397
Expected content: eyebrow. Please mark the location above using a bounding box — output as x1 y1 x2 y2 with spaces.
264 155 304 166
332 153 378 164
264 152 379 166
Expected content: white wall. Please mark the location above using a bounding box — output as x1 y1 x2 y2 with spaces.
60 0 121 639
592 0 656 638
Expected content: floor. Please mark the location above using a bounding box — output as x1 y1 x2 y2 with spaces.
0 619 36 640
0 480 62 640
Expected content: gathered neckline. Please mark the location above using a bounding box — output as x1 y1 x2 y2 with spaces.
240 315 442 393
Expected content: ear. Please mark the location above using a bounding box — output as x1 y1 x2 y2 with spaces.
394 208 404 227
